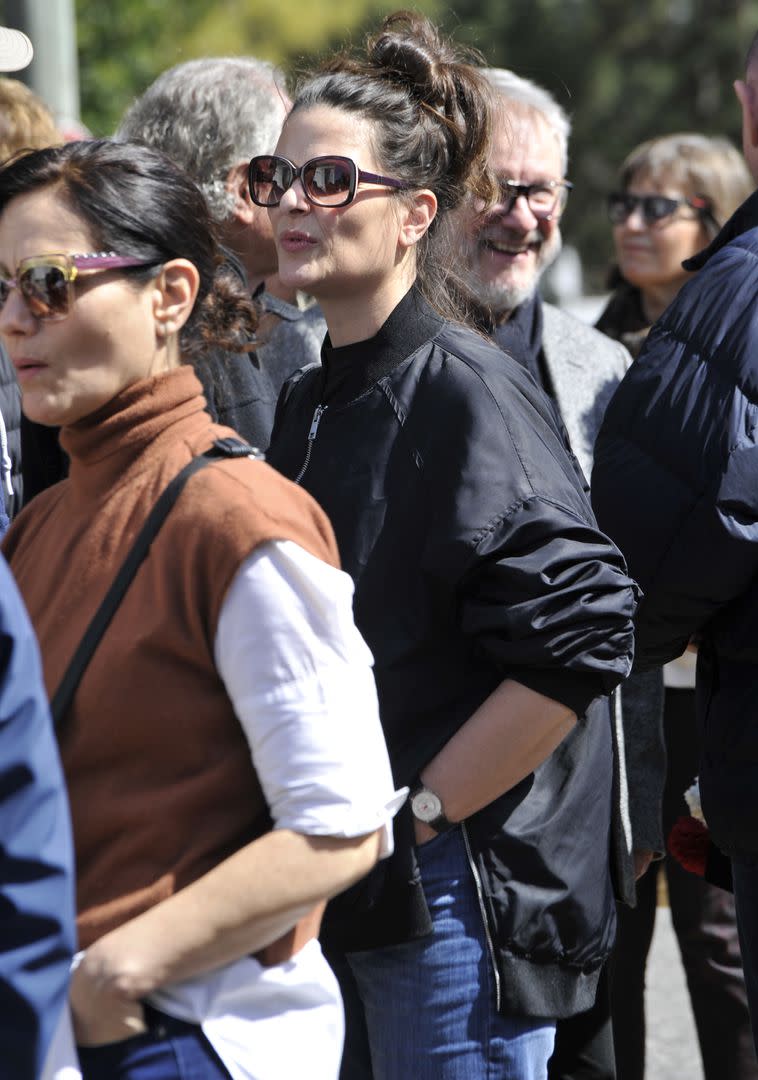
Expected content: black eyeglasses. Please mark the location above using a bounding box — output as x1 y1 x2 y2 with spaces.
0 252 157 321
248 154 410 208
494 178 573 219
607 192 713 227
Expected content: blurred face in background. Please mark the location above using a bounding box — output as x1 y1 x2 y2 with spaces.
465 106 565 319
612 170 710 296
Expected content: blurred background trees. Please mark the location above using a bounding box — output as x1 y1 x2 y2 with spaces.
3 0 757 286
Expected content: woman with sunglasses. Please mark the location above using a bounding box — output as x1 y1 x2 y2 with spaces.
262 13 639 1079
594 134 756 1080
597 133 751 356
0 138 403 1080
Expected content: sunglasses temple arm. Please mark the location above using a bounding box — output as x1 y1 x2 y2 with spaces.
357 169 409 190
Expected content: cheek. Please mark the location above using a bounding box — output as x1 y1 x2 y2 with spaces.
655 228 697 268
539 219 557 244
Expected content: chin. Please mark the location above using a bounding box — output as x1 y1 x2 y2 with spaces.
477 274 538 317
22 402 65 428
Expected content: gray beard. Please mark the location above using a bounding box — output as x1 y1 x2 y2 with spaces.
472 230 563 320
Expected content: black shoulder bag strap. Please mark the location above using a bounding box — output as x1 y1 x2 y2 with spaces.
50 438 262 731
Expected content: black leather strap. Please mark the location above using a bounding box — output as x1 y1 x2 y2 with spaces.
50 439 259 730
408 776 457 834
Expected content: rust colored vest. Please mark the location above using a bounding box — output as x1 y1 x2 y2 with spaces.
4 367 338 949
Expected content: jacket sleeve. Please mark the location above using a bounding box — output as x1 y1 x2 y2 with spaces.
0 556 76 1077
592 247 758 669
421 350 640 718
458 494 638 717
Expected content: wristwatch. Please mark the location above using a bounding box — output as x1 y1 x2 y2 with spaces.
409 778 456 834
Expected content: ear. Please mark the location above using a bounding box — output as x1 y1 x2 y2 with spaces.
225 160 256 226
397 190 438 250
152 259 200 338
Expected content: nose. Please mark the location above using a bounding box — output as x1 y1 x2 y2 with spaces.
621 204 647 231
276 177 310 213
0 288 36 338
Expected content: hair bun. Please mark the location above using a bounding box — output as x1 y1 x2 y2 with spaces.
367 12 463 110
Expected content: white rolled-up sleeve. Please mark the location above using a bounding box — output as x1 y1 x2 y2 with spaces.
214 539 405 858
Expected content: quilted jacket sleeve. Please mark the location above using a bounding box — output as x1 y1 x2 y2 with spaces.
592 234 758 669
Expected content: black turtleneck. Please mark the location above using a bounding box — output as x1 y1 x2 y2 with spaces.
318 287 444 406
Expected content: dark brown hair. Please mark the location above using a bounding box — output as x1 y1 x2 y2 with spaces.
0 138 257 357
291 11 497 323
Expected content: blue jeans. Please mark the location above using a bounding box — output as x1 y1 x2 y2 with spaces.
77 1005 231 1079
328 827 556 1080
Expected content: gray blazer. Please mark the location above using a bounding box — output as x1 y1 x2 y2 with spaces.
541 302 666 881
541 303 630 482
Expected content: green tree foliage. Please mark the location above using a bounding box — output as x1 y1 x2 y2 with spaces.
75 0 438 137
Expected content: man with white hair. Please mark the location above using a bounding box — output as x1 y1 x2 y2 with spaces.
465 69 628 480
461 69 666 1080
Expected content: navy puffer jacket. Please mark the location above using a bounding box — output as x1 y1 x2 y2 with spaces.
592 188 758 856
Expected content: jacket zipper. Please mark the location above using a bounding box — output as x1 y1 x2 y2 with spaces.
294 404 326 485
462 822 502 1012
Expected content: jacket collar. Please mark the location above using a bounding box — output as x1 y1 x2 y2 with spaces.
683 186 758 272
319 287 444 405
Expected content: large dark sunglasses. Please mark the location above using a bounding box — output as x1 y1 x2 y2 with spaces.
495 178 573 220
0 252 157 321
248 154 410 208
607 192 713 227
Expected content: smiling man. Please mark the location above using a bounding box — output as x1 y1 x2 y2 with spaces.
464 68 630 481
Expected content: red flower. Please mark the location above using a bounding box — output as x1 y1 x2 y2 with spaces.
667 815 710 876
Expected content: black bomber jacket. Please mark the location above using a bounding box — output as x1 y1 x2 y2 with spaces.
267 287 639 1019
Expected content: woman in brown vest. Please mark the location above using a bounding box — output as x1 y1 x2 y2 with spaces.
0 139 401 1080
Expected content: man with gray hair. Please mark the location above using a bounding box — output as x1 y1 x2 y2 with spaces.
118 58 325 440
465 68 627 480
460 69 665 1080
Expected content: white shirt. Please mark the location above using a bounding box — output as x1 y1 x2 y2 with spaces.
45 540 404 1080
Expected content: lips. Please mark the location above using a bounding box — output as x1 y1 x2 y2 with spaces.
278 230 317 253
484 238 532 257
481 226 542 260
11 358 47 382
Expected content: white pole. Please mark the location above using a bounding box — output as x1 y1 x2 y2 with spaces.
4 0 81 133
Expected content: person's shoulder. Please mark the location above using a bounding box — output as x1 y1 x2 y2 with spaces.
660 227 758 365
172 449 339 568
427 318 530 391
2 482 66 557
403 320 587 498
543 302 629 367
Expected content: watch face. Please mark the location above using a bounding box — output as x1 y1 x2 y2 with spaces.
411 788 443 824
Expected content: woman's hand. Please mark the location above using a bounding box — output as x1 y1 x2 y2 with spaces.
70 941 149 1047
